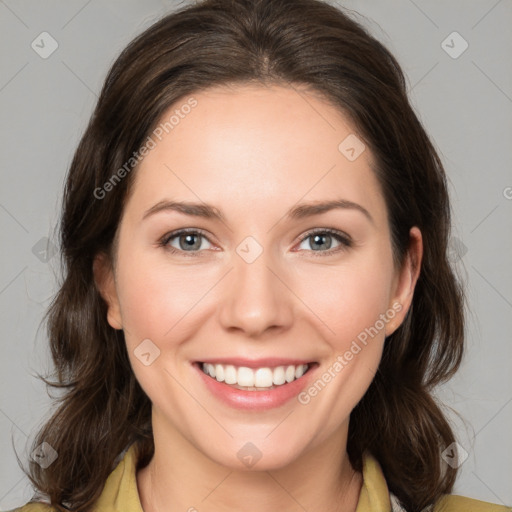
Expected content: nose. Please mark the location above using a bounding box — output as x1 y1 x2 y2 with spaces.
218 248 294 338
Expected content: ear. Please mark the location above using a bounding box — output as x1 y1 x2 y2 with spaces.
385 226 423 337
93 252 123 330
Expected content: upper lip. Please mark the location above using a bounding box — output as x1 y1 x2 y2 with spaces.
197 358 316 369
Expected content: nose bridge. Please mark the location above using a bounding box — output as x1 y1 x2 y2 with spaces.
218 237 293 336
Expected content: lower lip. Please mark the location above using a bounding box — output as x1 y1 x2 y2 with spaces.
194 363 317 410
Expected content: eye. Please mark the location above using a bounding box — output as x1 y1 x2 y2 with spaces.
296 228 352 254
159 228 352 257
159 229 214 255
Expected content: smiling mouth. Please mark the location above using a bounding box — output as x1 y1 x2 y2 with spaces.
198 362 315 391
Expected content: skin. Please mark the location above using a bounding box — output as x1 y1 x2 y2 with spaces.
94 83 422 512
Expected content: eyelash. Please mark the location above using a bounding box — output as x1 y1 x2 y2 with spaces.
158 228 353 258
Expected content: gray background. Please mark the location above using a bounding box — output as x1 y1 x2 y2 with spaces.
0 0 511 509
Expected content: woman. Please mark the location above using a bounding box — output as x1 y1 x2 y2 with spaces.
14 0 511 511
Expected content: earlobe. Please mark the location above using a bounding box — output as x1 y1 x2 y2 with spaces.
93 252 123 330
385 227 423 337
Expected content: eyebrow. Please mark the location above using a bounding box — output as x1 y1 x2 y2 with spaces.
142 199 374 224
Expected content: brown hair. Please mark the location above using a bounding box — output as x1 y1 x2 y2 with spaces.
20 0 464 510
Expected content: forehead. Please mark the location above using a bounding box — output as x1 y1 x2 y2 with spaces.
125 83 387 227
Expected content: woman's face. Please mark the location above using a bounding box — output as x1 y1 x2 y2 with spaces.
97 84 421 470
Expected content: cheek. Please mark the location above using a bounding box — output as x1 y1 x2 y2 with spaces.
293 255 394 434
114 251 215 346
293 250 395 349
114 253 213 400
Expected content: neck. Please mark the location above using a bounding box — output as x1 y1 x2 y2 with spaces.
137 409 363 512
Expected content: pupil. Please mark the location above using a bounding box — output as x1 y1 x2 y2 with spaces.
181 234 200 250
312 234 331 250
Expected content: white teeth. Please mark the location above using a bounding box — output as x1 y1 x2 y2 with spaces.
295 365 306 379
285 365 296 383
272 366 286 385
224 364 237 384
215 364 224 382
254 368 273 388
201 362 309 389
237 367 254 387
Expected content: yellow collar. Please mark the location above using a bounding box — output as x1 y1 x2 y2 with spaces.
356 451 392 512
94 443 391 512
